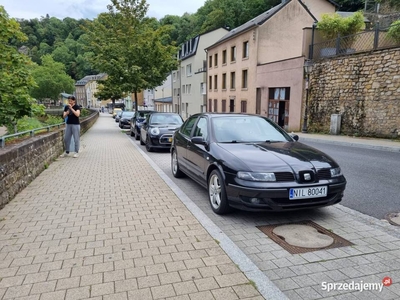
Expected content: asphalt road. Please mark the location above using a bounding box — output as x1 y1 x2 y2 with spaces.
299 140 400 220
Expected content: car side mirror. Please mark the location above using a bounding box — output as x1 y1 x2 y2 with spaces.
191 136 206 145
291 134 299 141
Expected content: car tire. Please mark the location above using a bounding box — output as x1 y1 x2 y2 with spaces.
135 129 140 140
145 136 153 152
171 149 184 178
130 129 134 137
208 169 231 215
140 135 145 145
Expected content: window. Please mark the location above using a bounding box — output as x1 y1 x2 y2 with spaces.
180 116 197 136
269 87 290 100
230 72 236 89
186 64 192 76
222 100 226 112
231 46 236 62
209 76 212 90
209 55 212 68
229 99 235 112
222 50 227 64
182 85 186 94
200 83 206 95
194 117 208 140
214 99 218 112
208 99 212 112
241 101 247 113
243 41 249 58
214 53 218 67
222 73 227 90
214 75 218 90
242 69 248 89
186 84 191 94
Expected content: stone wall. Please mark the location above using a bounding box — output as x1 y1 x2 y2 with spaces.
308 47 400 138
0 112 98 209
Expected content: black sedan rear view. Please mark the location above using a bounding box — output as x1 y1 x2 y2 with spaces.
170 113 346 215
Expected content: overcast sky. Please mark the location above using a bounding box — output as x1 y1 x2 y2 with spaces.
1 0 206 20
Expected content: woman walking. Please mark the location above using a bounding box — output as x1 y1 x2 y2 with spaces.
60 96 81 158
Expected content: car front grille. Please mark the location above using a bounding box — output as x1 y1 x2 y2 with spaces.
159 134 173 144
274 172 295 182
317 169 331 180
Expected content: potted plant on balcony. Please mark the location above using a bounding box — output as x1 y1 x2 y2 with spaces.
317 11 365 57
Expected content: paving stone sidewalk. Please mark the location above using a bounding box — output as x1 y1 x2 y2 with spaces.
0 115 266 300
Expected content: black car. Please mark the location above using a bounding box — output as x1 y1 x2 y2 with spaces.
140 112 183 152
170 113 347 215
130 110 155 140
119 111 135 129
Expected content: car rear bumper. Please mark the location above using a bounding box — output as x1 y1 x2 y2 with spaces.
226 181 346 211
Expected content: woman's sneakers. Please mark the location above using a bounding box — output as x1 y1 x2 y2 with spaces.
60 152 69 158
73 153 79 158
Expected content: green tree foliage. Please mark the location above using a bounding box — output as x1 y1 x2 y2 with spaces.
30 55 75 103
317 11 365 40
334 0 364 12
0 6 36 129
84 0 178 108
387 20 400 43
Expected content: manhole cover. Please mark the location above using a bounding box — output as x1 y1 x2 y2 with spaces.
385 212 400 226
257 220 353 254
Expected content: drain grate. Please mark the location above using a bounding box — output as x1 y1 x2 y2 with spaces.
257 220 353 254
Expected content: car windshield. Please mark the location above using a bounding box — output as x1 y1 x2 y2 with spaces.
121 112 134 118
211 116 292 143
150 114 183 125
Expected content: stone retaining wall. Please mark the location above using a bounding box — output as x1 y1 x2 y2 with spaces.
308 47 400 138
0 111 99 209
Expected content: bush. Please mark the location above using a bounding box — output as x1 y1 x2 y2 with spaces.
6 116 43 134
317 11 365 40
387 20 400 43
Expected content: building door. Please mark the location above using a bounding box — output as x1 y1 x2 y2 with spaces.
268 87 290 129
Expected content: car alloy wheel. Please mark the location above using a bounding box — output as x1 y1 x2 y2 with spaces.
208 169 230 215
146 136 153 152
171 150 184 178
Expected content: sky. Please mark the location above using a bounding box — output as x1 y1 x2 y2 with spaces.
1 0 206 21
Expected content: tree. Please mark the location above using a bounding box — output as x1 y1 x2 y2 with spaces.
84 0 178 110
0 6 36 130
30 55 75 103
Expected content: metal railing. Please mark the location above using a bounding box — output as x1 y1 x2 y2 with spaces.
311 22 400 60
0 123 65 148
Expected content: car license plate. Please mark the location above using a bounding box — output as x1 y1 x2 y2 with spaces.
168 137 172 142
289 186 327 200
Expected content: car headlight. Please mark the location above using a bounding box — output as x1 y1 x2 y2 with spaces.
237 171 276 182
150 127 160 135
330 167 342 177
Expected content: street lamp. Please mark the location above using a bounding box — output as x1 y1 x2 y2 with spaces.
302 59 313 133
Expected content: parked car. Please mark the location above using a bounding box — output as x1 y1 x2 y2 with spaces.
119 111 135 129
130 110 155 140
140 112 183 152
115 110 123 122
170 113 347 215
112 108 122 118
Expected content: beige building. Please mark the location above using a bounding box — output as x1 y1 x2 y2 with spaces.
206 0 337 131
75 73 108 108
172 28 229 119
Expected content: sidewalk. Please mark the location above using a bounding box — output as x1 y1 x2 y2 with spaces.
0 114 399 300
294 132 400 153
0 114 266 300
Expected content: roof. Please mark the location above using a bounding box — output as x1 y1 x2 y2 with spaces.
75 73 107 86
206 0 339 50
178 27 229 61
154 97 172 103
